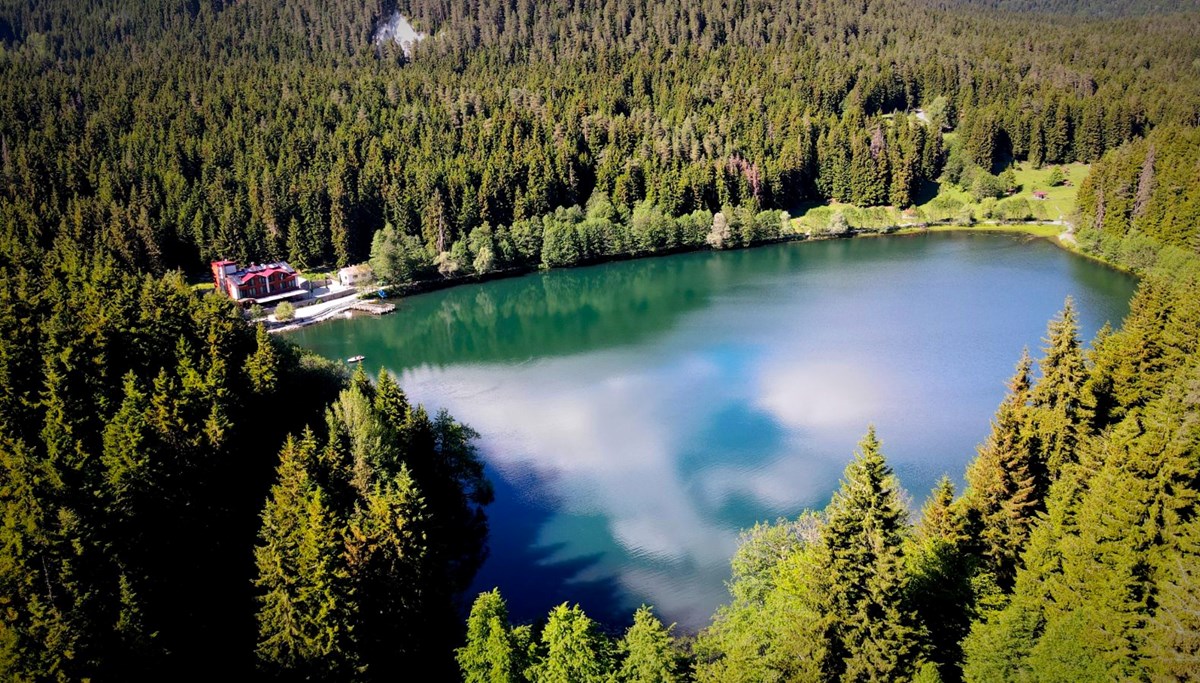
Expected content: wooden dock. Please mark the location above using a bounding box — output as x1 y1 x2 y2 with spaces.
350 301 396 316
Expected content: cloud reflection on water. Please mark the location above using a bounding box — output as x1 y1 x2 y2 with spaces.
293 234 1137 631
396 337 896 629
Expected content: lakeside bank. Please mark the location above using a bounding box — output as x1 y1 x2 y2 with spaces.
273 220 1098 334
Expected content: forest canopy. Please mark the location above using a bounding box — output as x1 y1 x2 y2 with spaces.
3 0 1200 680
2 0 1198 277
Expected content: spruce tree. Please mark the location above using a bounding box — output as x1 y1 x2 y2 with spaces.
908 477 975 682
344 466 432 678
457 589 523 683
1030 298 1092 481
963 350 1044 587
253 434 356 678
822 427 921 681
1146 518 1200 680
526 603 611 683
244 323 279 395
616 606 679 683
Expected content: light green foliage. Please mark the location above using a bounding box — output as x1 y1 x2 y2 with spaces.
458 590 523 683
705 211 732 249
273 301 295 321
697 430 922 682
371 223 434 284
526 604 611 683
1000 167 1018 193
694 515 826 682
1146 517 1200 679
970 172 1005 202
616 606 679 683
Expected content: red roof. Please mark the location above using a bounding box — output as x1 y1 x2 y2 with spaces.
224 261 297 285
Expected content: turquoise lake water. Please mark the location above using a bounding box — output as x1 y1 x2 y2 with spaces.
290 232 1137 630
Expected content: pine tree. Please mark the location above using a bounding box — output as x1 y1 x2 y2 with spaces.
458 589 523 683
1146 518 1200 680
344 466 432 677
963 350 1044 587
526 603 611 683
823 427 921 681
1030 299 1091 481
616 606 679 683
253 434 356 678
244 323 279 395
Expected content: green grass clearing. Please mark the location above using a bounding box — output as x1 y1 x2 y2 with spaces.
788 161 1089 237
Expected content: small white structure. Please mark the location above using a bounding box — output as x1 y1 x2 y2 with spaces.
338 264 374 288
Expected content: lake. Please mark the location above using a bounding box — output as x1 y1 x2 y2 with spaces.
290 232 1137 631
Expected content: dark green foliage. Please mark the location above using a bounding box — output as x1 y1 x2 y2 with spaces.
908 477 977 681
6 0 1195 280
822 428 923 681
1030 299 1091 480
4 0 1200 679
254 434 357 678
0 252 349 679
254 367 490 680
245 323 280 394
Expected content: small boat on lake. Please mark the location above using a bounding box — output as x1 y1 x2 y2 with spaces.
347 355 365 363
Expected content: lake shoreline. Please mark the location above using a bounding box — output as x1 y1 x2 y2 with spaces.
276 221 1116 335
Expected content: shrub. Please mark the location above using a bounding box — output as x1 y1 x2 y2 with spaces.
274 301 296 321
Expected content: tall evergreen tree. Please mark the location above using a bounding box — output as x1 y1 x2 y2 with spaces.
457 589 523 683
963 350 1044 587
907 476 977 682
1146 517 1200 680
344 467 433 678
616 606 680 683
1030 299 1092 480
822 427 922 681
253 433 357 679
244 323 280 395
526 604 611 683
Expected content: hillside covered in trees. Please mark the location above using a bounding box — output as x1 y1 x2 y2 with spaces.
2 0 1199 278
3 0 1200 681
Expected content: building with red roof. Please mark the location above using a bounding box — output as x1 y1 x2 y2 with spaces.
211 260 306 304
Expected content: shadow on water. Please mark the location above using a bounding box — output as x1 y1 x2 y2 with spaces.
468 463 629 628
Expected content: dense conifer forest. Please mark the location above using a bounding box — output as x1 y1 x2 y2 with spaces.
2 0 1200 680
